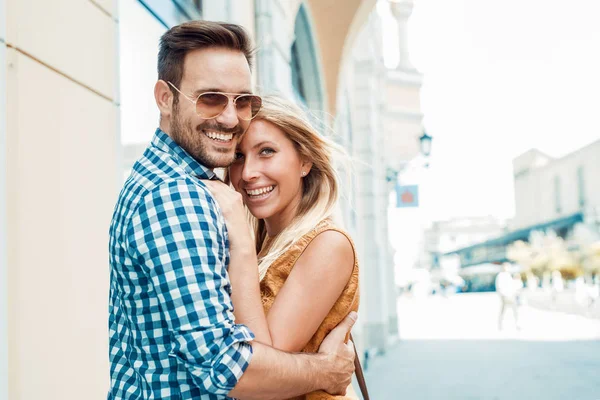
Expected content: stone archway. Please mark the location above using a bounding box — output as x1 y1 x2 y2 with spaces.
294 0 378 115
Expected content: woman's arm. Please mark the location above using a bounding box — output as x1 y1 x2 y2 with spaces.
228 243 273 345
203 180 273 345
265 230 354 352
230 229 354 352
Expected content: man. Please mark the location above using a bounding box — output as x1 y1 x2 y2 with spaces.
495 263 519 330
108 21 356 399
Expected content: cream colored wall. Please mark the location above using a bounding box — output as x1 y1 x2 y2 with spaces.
1 0 9 398
382 117 422 163
5 0 119 398
386 84 422 113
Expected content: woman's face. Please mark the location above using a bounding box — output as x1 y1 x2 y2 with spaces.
229 119 310 225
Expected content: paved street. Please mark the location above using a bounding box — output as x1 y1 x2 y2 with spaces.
363 292 600 400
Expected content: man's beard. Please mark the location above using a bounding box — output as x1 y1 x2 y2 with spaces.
170 103 242 168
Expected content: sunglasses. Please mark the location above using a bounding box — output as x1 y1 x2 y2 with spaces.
167 81 262 121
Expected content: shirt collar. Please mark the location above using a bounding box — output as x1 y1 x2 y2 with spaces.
151 128 218 180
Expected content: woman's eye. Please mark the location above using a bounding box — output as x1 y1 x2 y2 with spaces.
259 147 275 156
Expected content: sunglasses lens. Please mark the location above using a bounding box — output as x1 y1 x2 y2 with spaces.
195 93 262 120
196 93 229 118
235 95 262 121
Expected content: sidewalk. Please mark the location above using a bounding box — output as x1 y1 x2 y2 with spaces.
364 293 600 399
524 288 600 319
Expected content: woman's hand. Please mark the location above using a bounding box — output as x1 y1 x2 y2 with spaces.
203 180 254 251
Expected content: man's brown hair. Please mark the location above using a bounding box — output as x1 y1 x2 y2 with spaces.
158 20 254 102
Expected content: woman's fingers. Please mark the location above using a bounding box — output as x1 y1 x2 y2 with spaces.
202 180 244 216
203 180 230 201
203 180 225 194
201 180 253 250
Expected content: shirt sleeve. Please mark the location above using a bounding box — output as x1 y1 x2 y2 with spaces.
126 178 255 395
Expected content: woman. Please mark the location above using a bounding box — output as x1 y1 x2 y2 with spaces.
206 96 360 400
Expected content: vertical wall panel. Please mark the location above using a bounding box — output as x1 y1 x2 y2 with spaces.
0 0 9 396
5 0 119 398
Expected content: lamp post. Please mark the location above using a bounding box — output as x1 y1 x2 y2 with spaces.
419 131 433 168
419 131 433 157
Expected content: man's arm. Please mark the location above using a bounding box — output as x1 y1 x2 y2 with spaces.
127 180 254 395
229 312 357 400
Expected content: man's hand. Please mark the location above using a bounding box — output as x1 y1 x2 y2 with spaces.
317 311 358 395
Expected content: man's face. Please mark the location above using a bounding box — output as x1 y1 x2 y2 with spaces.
170 48 252 168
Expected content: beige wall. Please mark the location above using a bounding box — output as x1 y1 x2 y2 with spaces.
383 117 422 163
1 0 9 398
386 84 422 113
5 0 119 398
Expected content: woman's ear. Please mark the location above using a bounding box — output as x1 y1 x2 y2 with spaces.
301 160 313 176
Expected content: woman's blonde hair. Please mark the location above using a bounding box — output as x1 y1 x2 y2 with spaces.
244 95 347 280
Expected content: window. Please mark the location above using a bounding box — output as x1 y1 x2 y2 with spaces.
577 166 586 208
139 0 202 28
290 5 324 112
554 175 561 214
291 41 307 104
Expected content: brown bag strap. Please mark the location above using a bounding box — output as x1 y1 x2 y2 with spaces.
350 333 370 400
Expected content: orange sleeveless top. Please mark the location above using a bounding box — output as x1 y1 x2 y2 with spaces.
259 219 360 400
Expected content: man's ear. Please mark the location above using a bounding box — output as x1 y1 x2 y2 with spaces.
154 80 173 118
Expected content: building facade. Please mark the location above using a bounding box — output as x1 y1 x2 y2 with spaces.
513 140 600 231
421 217 507 291
447 140 600 273
1 1 423 398
423 216 508 269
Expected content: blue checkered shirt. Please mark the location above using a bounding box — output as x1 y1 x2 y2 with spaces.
108 129 254 399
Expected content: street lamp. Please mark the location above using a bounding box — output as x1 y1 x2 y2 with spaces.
386 132 433 182
419 131 433 157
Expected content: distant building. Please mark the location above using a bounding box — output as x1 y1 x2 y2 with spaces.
422 216 508 270
513 140 600 231
447 139 600 269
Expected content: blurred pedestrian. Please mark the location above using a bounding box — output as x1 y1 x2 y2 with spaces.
588 281 599 308
496 263 520 330
575 276 587 306
513 272 525 306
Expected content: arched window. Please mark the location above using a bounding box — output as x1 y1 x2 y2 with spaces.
290 4 324 112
